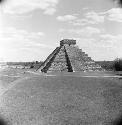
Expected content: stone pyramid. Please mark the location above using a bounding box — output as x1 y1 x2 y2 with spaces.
38 39 102 73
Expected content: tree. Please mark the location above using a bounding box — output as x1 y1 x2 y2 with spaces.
113 58 122 71
113 0 122 7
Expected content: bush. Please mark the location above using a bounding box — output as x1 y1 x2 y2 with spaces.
30 65 34 69
95 61 114 71
113 58 122 71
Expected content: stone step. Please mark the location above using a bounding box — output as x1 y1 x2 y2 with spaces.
38 39 103 72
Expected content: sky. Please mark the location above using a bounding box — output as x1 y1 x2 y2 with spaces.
0 0 122 62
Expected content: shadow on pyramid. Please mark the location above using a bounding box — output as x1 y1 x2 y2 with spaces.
37 39 103 73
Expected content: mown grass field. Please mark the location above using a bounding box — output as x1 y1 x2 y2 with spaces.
0 67 122 125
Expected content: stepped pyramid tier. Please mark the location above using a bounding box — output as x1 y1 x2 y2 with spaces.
38 39 103 73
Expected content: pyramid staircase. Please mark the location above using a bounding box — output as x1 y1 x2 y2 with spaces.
38 39 103 73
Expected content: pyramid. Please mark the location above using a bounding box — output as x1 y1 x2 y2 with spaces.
38 39 103 73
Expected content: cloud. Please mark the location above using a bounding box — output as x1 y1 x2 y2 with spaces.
69 37 118 61
57 8 122 26
60 26 101 37
57 15 77 22
3 0 59 15
0 27 48 51
0 27 44 40
74 37 96 48
99 33 122 45
83 8 122 23
59 25 122 59
44 8 56 15
100 34 116 40
57 11 104 26
0 27 56 61
99 33 122 58
105 8 122 22
85 11 104 23
77 33 122 60
74 11 104 26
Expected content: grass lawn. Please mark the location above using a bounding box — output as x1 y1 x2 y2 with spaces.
0 68 121 125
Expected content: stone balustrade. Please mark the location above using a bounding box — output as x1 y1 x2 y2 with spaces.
48 46 68 72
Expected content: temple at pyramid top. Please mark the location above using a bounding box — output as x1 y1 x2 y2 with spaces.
38 39 103 73
60 39 76 46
